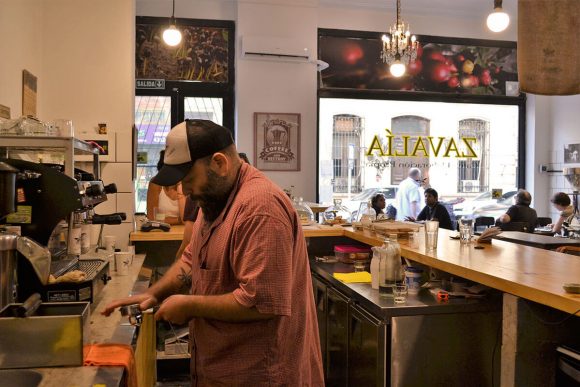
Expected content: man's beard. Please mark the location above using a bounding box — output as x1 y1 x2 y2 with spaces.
189 169 233 223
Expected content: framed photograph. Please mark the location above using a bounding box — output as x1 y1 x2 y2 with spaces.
564 143 580 164
254 113 300 171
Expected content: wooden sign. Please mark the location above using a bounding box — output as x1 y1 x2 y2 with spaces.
22 70 37 117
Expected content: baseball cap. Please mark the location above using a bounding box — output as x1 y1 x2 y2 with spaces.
151 119 234 186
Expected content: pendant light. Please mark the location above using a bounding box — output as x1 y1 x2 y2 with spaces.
380 0 419 78
486 0 510 33
163 0 182 46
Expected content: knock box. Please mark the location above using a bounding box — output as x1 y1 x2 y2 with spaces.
0 302 90 369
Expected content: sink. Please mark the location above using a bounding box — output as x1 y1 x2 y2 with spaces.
0 370 43 387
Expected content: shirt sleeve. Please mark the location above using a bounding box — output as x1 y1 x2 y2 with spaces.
409 187 421 203
435 205 453 230
506 205 518 220
230 215 294 316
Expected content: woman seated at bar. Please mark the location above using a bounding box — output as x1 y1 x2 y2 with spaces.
147 150 185 225
497 189 537 232
372 193 386 219
548 192 573 234
406 188 453 230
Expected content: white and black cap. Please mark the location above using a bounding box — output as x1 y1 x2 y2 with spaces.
151 119 234 186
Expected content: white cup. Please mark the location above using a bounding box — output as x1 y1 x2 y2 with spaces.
115 252 132 276
103 235 116 252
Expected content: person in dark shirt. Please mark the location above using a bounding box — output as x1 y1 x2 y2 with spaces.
371 193 386 218
498 189 538 232
406 188 453 230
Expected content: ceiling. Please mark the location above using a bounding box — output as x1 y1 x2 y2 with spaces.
319 0 517 18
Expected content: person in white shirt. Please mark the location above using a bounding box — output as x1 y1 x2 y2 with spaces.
394 168 423 221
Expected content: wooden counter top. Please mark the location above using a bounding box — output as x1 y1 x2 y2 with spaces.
130 225 185 242
304 227 580 315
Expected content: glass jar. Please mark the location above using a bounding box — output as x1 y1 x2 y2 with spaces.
378 234 403 298
293 197 315 226
359 200 376 229
322 199 352 225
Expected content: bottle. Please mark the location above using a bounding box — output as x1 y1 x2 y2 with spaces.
360 200 376 229
378 234 403 297
370 246 381 290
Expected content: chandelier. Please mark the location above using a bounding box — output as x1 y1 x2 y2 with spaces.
380 0 418 77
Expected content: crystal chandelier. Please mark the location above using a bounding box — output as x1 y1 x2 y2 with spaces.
380 0 418 77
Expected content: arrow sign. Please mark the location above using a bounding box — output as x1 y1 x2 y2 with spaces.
136 79 165 89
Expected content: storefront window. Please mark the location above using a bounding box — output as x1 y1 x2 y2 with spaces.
319 98 520 220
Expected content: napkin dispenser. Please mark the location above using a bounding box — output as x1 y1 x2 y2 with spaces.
0 301 90 369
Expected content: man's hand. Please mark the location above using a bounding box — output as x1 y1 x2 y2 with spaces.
155 294 194 325
101 293 159 317
405 216 416 222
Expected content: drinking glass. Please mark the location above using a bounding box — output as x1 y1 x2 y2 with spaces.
459 218 473 244
353 260 366 272
393 283 408 304
424 220 439 251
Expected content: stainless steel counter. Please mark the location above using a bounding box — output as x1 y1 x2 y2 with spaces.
31 254 149 387
310 259 502 320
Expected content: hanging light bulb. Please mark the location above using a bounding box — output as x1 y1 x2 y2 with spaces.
390 56 406 77
163 0 182 46
380 0 418 76
487 0 510 33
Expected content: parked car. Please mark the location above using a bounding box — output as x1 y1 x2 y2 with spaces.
453 190 517 220
342 186 398 221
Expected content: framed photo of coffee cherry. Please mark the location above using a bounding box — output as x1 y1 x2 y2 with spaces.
318 29 518 97
254 113 301 171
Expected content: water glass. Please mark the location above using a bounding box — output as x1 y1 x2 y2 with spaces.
459 218 473 244
393 283 408 304
353 260 366 272
424 220 439 251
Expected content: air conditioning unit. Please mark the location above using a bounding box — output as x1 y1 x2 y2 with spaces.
241 35 312 62
461 180 480 192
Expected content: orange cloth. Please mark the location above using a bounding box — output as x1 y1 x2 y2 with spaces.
83 344 137 387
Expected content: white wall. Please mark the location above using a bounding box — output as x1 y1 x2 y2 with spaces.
1 0 136 248
0 0 44 117
546 94 580 221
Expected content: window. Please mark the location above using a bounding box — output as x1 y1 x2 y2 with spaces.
134 17 234 213
319 98 521 220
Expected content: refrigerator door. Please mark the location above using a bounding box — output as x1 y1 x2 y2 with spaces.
326 287 349 387
348 303 388 387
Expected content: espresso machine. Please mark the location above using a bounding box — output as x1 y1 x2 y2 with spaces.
0 158 122 304
563 167 580 238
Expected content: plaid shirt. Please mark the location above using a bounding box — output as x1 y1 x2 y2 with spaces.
182 163 324 386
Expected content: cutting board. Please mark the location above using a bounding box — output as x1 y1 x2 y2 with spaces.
372 221 422 236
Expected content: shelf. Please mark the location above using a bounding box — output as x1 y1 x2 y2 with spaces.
0 135 99 155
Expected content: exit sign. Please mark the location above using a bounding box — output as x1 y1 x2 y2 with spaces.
136 79 165 89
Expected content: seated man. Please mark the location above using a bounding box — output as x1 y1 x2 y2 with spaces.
497 189 538 232
406 188 453 230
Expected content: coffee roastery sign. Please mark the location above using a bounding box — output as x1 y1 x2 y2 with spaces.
136 79 165 89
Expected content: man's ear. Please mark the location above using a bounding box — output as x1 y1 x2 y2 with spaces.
210 152 229 176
